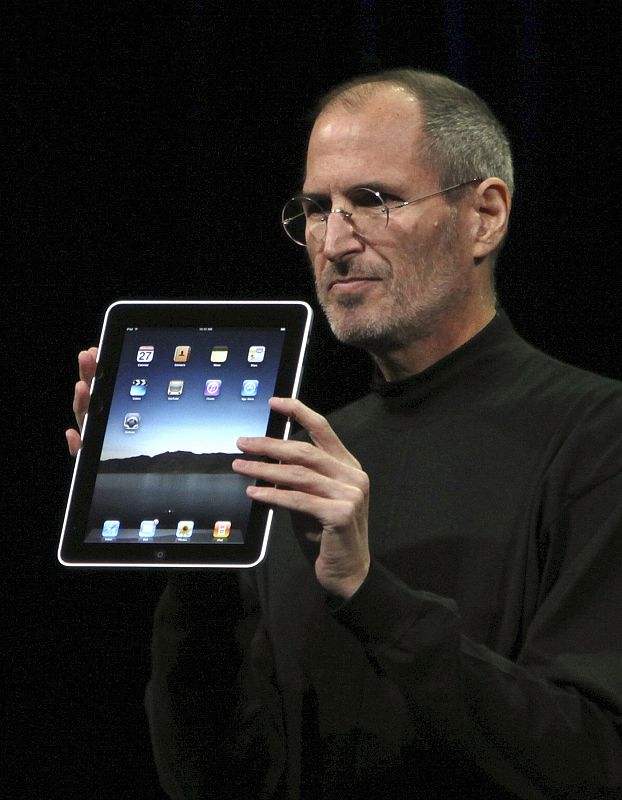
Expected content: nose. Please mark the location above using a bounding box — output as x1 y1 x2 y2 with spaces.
321 208 364 262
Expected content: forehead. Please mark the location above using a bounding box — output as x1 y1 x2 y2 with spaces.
304 88 434 192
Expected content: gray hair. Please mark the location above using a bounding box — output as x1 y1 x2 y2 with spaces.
314 68 514 195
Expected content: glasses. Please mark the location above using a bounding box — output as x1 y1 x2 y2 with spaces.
281 179 482 247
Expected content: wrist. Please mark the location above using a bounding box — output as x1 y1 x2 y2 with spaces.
321 562 370 602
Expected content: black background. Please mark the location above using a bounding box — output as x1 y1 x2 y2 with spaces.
9 2 621 797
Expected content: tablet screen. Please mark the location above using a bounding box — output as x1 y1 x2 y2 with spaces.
59 301 312 568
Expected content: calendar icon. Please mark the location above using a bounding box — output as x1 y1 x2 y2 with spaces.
137 345 154 363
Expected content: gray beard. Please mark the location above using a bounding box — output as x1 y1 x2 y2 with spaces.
321 297 420 350
320 277 469 353
315 207 467 353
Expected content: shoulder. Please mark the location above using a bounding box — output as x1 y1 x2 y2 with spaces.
497 339 622 504
500 335 622 425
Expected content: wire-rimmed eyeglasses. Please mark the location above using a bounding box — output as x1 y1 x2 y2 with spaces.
281 178 483 247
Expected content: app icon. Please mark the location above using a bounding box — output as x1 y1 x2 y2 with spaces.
248 344 266 364
176 521 194 540
204 379 222 398
123 412 141 431
137 345 154 363
102 520 120 539
130 378 147 397
167 379 184 397
139 519 158 539
213 520 231 539
210 346 228 364
248 345 266 363
241 379 259 397
174 345 191 363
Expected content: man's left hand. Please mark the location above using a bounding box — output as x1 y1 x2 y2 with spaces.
232 397 370 600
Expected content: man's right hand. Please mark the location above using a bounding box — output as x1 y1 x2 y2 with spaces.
65 347 98 457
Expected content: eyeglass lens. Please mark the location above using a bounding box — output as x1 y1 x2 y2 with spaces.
282 188 387 246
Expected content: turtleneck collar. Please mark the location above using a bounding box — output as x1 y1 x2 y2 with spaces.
370 310 523 409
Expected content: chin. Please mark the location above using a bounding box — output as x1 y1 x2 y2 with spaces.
322 298 371 342
323 297 438 350
325 308 402 350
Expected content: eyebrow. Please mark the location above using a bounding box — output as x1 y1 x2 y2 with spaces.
298 190 329 203
299 182 397 200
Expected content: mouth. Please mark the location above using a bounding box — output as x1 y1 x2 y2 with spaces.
328 276 382 293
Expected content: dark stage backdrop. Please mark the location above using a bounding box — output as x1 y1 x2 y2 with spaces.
10 2 621 797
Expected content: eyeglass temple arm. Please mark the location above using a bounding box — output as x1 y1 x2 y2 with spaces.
394 179 482 210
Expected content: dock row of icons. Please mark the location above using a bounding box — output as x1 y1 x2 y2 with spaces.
129 378 260 399
101 519 232 540
137 345 266 364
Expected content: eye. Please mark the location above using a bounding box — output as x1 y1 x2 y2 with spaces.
349 187 384 208
301 198 328 220
376 190 404 205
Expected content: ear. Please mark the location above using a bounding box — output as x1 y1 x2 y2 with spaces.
470 178 511 262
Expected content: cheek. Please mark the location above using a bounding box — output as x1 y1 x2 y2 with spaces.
307 248 325 282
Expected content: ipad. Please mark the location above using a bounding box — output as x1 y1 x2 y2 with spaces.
58 300 313 568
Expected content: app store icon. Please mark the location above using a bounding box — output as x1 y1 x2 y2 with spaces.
241 379 259 397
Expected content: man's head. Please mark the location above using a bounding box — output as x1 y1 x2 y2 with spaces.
315 69 514 195
300 69 512 368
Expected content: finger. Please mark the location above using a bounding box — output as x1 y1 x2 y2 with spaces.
65 428 82 457
78 347 98 384
236 436 362 484
245 483 364 529
72 379 92 429
66 348 97 457
232 457 368 499
269 397 360 465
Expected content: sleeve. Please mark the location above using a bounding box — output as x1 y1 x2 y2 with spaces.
332 470 622 799
144 569 286 800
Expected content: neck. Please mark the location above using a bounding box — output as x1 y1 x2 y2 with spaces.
371 302 497 382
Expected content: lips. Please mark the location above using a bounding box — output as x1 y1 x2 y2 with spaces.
327 276 381 291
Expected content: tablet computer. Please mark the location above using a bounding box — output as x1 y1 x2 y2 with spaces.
58 300 313 568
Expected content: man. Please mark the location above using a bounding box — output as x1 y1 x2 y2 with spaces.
68 70 622 798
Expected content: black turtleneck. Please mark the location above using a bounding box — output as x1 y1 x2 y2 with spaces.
147 311 622 800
